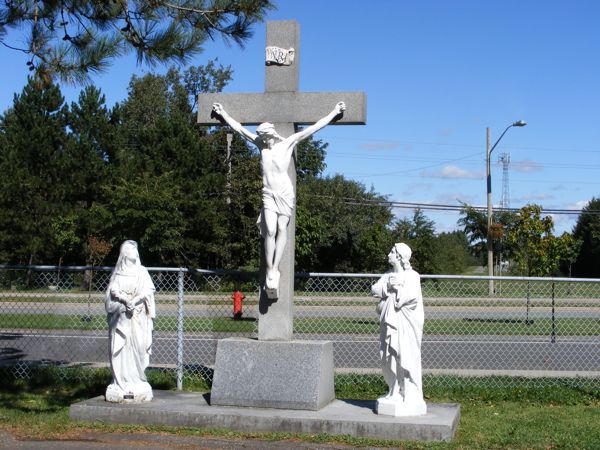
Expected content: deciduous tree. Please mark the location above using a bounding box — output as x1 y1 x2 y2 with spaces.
436 231 475 274
296 175 393 272
506 204 562 276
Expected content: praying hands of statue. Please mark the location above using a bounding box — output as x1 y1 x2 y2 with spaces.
388 274 405 310
110 288 137 312
388 274 405 291
110 288 127 304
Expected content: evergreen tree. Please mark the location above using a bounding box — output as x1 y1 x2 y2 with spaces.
0 1 274 84
0 78 69 264
572 197 600 278
106 63 242 267
392 209 438 274
63 86 116 264
106 69 200 265
214 130 262 270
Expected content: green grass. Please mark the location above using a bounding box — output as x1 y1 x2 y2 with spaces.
0 367 598 449
1 313 599 336
294 317 600 336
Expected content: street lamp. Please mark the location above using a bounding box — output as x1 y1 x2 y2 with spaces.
487 120 526 295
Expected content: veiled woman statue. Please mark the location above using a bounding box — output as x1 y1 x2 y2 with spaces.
105 240 156 403
372 243 427 416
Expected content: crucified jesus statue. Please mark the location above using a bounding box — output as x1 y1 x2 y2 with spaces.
212 101 346 293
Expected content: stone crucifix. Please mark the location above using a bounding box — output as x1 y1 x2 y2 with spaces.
197 20 366 341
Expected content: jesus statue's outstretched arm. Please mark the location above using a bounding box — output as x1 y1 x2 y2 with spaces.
212 103 257 144
282 102 345 158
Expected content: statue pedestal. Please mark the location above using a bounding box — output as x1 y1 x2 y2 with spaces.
105 382 153 403
210 338 334 410
377 396 427 417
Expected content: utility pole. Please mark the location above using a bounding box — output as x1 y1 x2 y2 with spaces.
487 128 493 295
486 121 526 296
226 133 232 205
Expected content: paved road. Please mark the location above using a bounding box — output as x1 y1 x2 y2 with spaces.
1 295 598 374
1 330 598 373
2 300 599 319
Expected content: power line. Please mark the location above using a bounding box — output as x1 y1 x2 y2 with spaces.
327 152 600 172
323 136 600 154
191 190 599 216
307 194 600 216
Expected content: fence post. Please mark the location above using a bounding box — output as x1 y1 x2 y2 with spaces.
525 281 532 326
551 281 556 344
176 268 184 390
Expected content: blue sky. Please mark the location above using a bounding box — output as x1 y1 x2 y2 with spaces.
2 0 599 234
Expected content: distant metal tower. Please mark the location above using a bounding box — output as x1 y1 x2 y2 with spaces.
498 152 511 209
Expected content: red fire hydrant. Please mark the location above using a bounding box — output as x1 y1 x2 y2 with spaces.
232 290 245 320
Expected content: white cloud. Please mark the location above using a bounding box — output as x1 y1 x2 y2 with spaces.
422 165 484 179
568 200 589 210
550 214 577 234
512 159 543 173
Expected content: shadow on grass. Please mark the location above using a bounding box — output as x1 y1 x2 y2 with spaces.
0 363 183 415
0 365 108 414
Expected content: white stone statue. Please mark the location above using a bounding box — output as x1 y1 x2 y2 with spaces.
372 243 427 416
105 240 156 403
212 101 345 295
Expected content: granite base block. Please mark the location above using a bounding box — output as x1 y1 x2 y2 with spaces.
210 338 334 410
70 390 460 442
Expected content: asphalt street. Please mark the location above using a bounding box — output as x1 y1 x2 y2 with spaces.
1 295 598 374
2 300 599 319
1 330 598 372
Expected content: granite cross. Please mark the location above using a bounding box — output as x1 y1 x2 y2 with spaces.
197 20 367 341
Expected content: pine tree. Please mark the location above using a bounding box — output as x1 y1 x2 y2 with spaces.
0 1 274 84
0 78 70 264
63 85 116 264
572 197 600 277
105 64 239 266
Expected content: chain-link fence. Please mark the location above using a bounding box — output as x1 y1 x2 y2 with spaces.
0 265 598 389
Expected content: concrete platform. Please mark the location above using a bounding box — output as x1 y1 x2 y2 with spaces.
70 391 460 442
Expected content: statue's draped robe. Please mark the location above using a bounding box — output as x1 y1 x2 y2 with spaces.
372 269 424 393
105 266 155 391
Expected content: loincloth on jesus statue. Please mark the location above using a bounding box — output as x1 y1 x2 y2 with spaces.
256 187 295 237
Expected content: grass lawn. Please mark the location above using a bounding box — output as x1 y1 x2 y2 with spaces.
1 313 599 336
0 367 598 449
